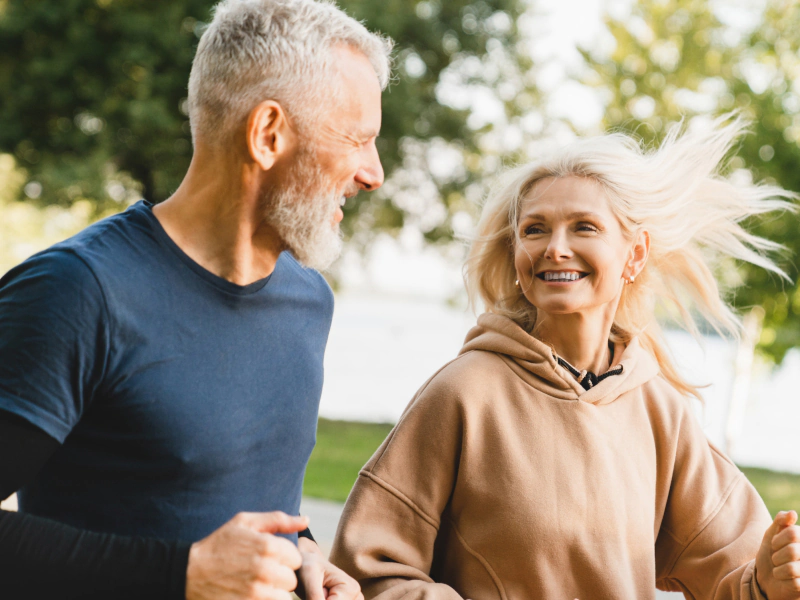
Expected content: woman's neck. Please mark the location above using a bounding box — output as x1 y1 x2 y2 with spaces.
533 308 617 375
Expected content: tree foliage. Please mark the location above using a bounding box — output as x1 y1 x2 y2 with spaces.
581 0 800 361
0 0 529 240
5 0 800 359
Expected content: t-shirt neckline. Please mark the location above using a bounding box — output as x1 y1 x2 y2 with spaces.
136 200 273 296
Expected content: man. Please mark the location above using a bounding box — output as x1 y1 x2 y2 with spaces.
0 0 391 597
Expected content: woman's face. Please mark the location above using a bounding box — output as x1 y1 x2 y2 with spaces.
514 176 645 319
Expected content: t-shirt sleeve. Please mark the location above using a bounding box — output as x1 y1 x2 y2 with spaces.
0 249 110 442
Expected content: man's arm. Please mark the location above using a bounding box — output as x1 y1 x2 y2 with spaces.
0 409 309 599
0 409 190 599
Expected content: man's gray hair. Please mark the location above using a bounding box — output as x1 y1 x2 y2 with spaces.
188 0 393 145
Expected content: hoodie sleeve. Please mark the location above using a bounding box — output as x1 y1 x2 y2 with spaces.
654 402 771 599
329 370 466 600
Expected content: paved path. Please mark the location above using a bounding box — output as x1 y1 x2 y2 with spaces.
300 497 683 599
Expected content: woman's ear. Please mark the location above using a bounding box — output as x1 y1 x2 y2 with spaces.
246 100 297 171
628 230 650 279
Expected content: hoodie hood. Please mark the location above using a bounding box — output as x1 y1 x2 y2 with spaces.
459 313 660 406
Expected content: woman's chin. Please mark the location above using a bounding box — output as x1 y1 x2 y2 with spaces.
533 303 584 317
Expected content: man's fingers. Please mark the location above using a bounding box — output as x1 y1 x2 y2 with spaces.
255 558 299 590
251 582 295 600
254 533 303 571
233 511 310 535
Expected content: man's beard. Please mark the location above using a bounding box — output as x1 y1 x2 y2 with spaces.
261 149 344 272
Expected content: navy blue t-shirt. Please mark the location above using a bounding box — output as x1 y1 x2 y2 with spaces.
0 201 333 542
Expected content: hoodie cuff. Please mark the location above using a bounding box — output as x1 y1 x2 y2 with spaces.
746 561 768 600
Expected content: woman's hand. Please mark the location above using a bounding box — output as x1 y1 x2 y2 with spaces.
296 537 363 600
756 510 800 599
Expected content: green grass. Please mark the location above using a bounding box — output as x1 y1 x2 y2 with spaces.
303 418 393 503
305 420 800 516
740 466 800 518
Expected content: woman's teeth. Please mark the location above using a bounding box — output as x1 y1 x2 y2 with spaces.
543 272 583 282
340 196 346 207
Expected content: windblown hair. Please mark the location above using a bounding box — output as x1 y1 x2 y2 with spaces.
188 0 393 145
464 117 796 399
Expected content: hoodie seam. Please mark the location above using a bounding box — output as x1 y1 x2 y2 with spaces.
662 473 744 582
447 514 508 600
358 470 440 530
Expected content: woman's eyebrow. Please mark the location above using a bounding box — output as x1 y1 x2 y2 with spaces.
520 210 603 221
568 211 603 221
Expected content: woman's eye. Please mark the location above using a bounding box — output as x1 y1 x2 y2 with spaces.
525 225 544 235
577 223 598 233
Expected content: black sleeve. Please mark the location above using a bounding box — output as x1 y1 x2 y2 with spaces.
0 410 191 599
297 527 315 543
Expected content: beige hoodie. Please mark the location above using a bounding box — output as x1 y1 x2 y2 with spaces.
330 314 772 600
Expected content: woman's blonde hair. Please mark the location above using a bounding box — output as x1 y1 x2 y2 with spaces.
464 116 796 399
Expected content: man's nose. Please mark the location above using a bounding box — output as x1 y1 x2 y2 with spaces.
355 143 384 192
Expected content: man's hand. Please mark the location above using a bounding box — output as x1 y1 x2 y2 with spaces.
295 536 363 600
756 510 800 599
186 511 309 600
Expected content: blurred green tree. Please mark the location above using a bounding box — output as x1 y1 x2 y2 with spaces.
581 0 800 361
0 0 531 241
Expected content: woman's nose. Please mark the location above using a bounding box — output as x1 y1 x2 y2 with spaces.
544 231 572 261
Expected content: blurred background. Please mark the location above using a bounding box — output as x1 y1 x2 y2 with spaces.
1 0 799 581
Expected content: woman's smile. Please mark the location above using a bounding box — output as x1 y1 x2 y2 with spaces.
535 270 589 284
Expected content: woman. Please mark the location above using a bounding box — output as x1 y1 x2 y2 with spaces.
330 118 800 599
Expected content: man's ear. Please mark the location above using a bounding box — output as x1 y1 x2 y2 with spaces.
246 100 296 171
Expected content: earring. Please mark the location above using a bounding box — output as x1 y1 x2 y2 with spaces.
514 279 520 287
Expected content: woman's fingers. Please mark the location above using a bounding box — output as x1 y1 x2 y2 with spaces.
773 560 800 581
773 543 800 567
773 520 800 553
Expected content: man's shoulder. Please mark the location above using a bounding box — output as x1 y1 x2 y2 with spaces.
1 236 103 298
50 201 151 261
0 202 156 307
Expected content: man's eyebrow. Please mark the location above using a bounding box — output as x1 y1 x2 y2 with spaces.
358 128 380 139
